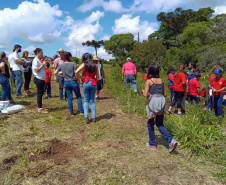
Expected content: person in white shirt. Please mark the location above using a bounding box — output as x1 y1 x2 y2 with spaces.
7 53 16 85
10 44 24 97
32 48 48 113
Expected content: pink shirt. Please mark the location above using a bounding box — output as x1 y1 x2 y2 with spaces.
53 57 65 75
122 61 136 76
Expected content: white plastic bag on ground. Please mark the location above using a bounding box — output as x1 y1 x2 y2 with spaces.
0 104 25 114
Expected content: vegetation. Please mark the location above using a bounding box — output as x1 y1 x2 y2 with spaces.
82 40 104 55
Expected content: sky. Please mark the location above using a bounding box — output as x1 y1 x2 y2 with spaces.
0 0 226 60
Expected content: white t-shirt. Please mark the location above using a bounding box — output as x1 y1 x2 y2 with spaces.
32 57 46 81
97 63 102 80
10 52 23 71
8 53 13 69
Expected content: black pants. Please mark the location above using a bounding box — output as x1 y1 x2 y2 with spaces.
24 68 32 91
44 83 51 98
170 91 185 108
34 77 45 108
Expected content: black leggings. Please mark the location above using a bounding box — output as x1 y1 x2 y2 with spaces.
24 68 32 91
34 77 45 108
170 91 184 108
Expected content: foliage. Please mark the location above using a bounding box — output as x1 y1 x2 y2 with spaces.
104 33 135 65
82 40 104 55
130 40 166 71
72 57 81 64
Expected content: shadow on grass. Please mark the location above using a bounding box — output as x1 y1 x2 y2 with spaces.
49 106 69 112
96 113 116 122
98 97 112 100
17 100 32 106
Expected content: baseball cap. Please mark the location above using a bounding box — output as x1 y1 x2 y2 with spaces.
215 68 222 75
195 73 201 78
127 57 131 61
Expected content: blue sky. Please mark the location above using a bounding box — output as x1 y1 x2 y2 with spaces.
0 0 226 60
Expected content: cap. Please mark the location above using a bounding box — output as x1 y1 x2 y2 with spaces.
127 57 131 61
169 67 175 72
195 73 201 78
215 68 222 75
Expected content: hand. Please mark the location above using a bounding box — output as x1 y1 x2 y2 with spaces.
29 61 32 64
141 89 144 94
54 77 57 81
103 79 105 83
122 77 124 81
42 60 47 66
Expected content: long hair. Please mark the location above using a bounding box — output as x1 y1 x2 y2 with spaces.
148 64 160 79
64 52 72 62
82 53 95 74
0 52 6 60
21 51 28 58
176 64 186 78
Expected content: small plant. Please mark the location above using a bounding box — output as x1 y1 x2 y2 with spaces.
20 157 29 166
90 128 103 139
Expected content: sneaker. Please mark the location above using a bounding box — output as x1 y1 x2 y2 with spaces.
71 114 75 117
38 108 48 114
79 113 84 115
167 110 172 115
91 118 96 122
85 118 90 124
9 100 16 104
146 143 157 150
96 96 99 101
169 139 178 153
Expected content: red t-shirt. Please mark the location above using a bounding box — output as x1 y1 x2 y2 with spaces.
168 74 174 89
189 78 200 96
173 72 187 92
209 74 215 86
212 77 226 95
45 69 52 83
200 89 206 97
83 68 97 85
144 73 148 81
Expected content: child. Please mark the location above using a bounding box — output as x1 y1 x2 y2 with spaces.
188 73 201 105
44 62 52 98
144 68 148 81
167 67 175 102
141 64 178 153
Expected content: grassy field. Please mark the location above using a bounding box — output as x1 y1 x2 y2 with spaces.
0 65 225 184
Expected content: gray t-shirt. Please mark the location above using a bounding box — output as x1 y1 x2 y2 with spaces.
57 62 77 81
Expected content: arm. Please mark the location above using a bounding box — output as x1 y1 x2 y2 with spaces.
197 87 200 95
122 68 125 80
35 60 46 73
0 62 6 74
163 84 167 97
15 59 24 65
102 71 105 83
141 80 151 97
75 63 85 80
95 65 99 81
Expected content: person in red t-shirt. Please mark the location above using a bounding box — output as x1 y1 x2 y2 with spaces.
44 62 52 98
167 67 175 102
211 68 226 116
168 64 187 115
189 73 201 105
144 68 148 81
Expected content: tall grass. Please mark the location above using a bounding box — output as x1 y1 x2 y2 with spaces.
105 64 226 182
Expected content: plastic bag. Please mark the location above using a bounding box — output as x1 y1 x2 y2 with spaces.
0 105 25 114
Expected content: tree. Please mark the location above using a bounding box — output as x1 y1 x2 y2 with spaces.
72 57 81 64
104 33 135 64
130 40 166 71
82 40 104 55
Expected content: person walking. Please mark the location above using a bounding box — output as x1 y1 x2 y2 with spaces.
21 51 32 95
75 53 99 124
122 57 138 93
168 64 187 115
167 67 175 102
189 73 201 105
92 56 104 100
0 52 15 104
53 48 66 100
54 52 84 116
9 44 25 97
32 48 48 113
211 68 226 117
44 62 52 99
141 64 178 152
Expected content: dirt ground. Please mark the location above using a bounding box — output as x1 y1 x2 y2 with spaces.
0 81 223 185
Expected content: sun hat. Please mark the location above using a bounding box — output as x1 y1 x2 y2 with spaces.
57 48 66 54
195 73 201 78
215 68 222 75
92 55 100 61
127 57 131 61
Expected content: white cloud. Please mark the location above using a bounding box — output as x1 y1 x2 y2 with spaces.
77 0 128 13
65 11 105 57
94 47 114 61
214 4 226 15
0 0 64 48
100 34 111 41
22 46 36 53
112 14 158 41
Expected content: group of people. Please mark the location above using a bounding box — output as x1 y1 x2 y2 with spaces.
0 45 105 124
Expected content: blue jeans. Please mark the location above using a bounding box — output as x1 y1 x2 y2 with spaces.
10 68 15 84
169 87 174 102
207 96 213 110
44 83 51 98
190 95 199 105
147 115 172 146
213 95 224 116
125 74 137 92
12 70 23 95
64 81 84 115
57 76 65 99
0 76 12 101
83 80 97 119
